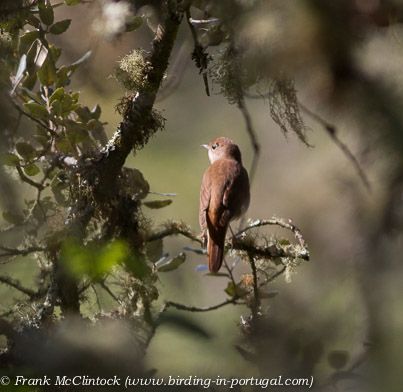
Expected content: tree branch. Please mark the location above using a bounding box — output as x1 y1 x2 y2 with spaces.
147 219 310 261
93 1 184 195
165 297 241 312
0 244 45 258
299 102 371 191
0 275 36 297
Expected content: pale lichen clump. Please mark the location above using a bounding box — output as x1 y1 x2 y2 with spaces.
115 49 148 92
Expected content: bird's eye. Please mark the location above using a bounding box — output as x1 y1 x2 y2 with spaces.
212 143 218 150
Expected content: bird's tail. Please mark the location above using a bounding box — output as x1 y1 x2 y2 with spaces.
207 226 227 273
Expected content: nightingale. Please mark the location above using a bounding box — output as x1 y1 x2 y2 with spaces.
199 137 250 272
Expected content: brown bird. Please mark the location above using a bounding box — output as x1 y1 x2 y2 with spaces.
199 137 250 272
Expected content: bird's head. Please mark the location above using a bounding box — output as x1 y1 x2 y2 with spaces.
201 137 242 164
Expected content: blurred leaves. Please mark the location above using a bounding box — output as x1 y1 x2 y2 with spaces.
62 239 130 280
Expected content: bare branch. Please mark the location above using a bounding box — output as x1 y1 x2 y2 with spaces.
186 8 210 96
165 297 241 312
146 222 202 244
99 281 120 304
0 244 45 258
299 102 371 191
237 97 260 185
0 275 36 297
16 165 45 190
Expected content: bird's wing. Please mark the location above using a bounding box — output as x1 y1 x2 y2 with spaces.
199 170 211 234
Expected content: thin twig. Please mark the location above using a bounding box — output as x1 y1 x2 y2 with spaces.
165 297 241 312
0 275 36 297
16 165 45 190
237 97 260 185
237 97 260 230
91 284 102 311
146 223 202 244
0 245 45 258
99 280 120 304
258 266 286 288
186 8 210 96
10 100 56 136
248 254 260 320
299 102 371 191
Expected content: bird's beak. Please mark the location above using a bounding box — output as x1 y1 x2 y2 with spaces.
201 144 209 150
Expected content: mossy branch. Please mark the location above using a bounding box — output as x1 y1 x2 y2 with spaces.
93 1 184 195
146 218 310 262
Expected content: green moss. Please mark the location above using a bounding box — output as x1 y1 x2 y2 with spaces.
115 49 149 92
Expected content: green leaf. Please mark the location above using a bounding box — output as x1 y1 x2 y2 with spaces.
0 153 20 166
65 0 81 5
156 252 186 272
19 30 40 54
24 102 49 121
24 163 40 176
16 142 36 160
54 135 73 154
49 87 65 103
143 199 172 209
49 19 71 34
37 52 57 86
49 44 62 61
55 66 72 87
225 281 248 298
39 1 54 25
126 16 143 32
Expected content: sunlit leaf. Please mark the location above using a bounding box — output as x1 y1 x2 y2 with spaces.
49 87 65 103
14 55 27 86
184 246 206 255
156 252 186 272
24 102 49 121
70 50 92 70
24 163 40 176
